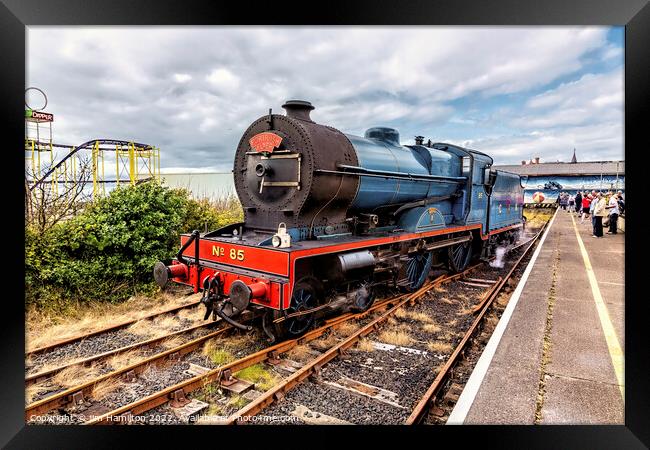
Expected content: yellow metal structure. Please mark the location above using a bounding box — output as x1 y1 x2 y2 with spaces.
26 109 161 201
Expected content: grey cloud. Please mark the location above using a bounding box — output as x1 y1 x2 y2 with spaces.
27 26 621 170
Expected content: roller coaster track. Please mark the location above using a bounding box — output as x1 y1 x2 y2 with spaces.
28 139 155 191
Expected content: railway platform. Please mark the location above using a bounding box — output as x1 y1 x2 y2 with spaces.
448 208 624 425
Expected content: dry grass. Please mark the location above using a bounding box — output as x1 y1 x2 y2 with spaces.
125 319 155 337
90 378 123 400
160 336 185 350
427 341 454 353
286 344 313 362
406 311 435 324
334 321 359 337
422 323 441 334
378 330 413 346
52 364 102 388
354 338 376 352
176 307 203 324
485 313 499 327
386 316 399 326
438 296 454 305
25 381 52 404
152 314 180 330
311 332 339 350
26 292 201 351
125 314 183 340
394 308 409 319
457 304 475 316
202 338 235 366
107 350 147 371
496 293 510 307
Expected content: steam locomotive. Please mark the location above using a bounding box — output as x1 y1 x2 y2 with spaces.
154 100 524 342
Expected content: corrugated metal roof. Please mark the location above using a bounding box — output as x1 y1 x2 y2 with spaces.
493 161 624 176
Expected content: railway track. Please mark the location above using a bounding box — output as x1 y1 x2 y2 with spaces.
213 224 546 425
26 222 548 425
25 275 452 424
27 296 201 357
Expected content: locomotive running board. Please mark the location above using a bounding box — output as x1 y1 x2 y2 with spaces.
421 234 472 252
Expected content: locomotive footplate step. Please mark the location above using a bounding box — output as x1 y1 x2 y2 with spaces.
290 404 352 425
322 376 405 410
221 377 254 395
171 399 209 423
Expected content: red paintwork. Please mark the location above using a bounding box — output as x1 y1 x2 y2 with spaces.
171 222 523 311
249 132 283 153
179 235 289 276
168 263 188 278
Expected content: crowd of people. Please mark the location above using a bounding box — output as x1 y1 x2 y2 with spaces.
556 190 625 238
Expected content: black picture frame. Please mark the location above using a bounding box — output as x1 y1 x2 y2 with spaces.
2 0 647 447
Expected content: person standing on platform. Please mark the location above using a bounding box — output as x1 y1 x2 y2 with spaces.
593 193 607 238
568 193 575 213
581 194 592 224
575 191 583 216
590 193 598 229
606 193 619 234
617 190 625 215
559 192 567 211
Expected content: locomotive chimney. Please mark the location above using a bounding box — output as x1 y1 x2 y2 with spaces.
282 100 315 122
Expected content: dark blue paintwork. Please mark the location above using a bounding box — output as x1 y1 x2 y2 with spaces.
347 128 462 211
488 170 525 231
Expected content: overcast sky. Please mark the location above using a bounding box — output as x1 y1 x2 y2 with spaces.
27 26 624 172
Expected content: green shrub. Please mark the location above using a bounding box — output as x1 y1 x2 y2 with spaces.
25 182 243 309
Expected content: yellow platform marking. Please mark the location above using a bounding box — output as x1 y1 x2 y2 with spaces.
570 214 625 400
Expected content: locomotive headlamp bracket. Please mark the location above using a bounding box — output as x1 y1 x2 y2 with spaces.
272 223 291 248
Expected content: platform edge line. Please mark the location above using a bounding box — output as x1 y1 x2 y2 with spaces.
570 213 625 401
446 208 559 425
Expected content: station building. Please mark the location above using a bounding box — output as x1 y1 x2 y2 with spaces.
494 152 625 204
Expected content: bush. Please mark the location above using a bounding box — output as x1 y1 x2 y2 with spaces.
25 182 243 309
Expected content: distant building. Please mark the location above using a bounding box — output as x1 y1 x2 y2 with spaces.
494 153 624 203
160 172 236 200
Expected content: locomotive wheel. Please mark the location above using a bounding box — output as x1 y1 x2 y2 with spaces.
270 278 321 341
403 251 433 292
448 241 472 273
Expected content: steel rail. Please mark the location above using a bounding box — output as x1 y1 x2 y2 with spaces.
26 299 201 357
38 228 536 424
26 315 234 387
28 290 404 422
25 313 250 420
404 219 550 424
224 270 478 425
82 275 471 425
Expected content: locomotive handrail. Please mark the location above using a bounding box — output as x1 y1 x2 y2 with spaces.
392 193 458 216
176 229 200 268
315 165 467 184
